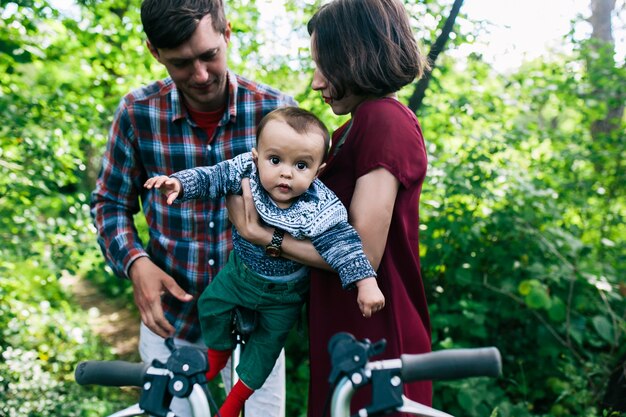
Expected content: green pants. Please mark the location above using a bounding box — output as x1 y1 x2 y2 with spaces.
198 251 309 390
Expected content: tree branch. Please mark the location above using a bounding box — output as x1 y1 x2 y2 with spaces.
408 0 464 112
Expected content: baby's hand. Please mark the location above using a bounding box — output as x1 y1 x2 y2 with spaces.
144 175 182 205
356 277 385 318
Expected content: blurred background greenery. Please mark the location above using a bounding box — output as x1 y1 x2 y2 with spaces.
0 0 624 416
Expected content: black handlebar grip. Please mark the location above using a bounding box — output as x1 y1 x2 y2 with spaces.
75 361 150 387
400 347 502 382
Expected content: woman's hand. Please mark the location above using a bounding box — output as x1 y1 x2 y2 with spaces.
355 277 385 318
226 178 272 245
228 178 331 269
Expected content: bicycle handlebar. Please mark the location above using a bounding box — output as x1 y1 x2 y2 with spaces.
75 360 150 387
400 347 501 382
328 335 502 417
74 335 502 417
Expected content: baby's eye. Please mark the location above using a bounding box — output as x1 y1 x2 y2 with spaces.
296 161 308 170
270 156 280 165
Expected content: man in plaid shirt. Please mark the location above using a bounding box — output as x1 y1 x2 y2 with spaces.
90 0 295 415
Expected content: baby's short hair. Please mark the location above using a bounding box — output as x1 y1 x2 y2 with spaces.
257 107 330 157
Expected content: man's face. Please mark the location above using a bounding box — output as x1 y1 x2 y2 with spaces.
149 15 231 112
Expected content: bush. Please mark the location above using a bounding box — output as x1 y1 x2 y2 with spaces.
0 259 136 417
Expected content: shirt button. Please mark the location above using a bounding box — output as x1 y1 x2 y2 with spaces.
209 222 215 228
207 145 212 151
208 259 215 266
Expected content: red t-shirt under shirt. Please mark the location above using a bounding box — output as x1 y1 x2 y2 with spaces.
186 104 225 141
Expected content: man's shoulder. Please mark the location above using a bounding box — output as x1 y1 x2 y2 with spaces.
122 78 175 106
232 73 295 103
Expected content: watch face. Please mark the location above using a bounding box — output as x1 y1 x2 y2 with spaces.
266 245 281 258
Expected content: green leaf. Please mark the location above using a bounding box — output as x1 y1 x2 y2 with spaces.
547 297 566 322
457 389 478 412
525 286 552 310
591 315 614 344
518 279 535 296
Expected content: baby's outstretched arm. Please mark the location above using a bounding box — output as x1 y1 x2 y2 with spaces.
144 176 182 205
355 277 385 318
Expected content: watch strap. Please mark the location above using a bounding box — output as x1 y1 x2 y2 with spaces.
265 228 285 257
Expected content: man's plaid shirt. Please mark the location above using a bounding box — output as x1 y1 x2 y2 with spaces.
91 71 296 341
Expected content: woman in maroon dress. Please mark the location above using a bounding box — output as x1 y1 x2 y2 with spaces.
228 0 431 415
304 1 432 415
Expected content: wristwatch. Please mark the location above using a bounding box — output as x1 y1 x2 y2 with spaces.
265 228 285 258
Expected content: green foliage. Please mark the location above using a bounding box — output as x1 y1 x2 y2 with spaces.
284 315 310 417
420 46 625 416
0 258 136 416
1 1 624 416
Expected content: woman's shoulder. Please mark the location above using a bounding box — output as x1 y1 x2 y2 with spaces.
356 97 414 117
353 97 417 130
351 97 420 136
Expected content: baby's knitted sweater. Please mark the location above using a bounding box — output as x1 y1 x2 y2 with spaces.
172 152 376 288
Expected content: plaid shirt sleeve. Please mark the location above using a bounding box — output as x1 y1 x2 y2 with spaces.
91 98 148 278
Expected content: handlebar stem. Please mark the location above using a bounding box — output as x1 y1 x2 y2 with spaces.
330 365 405 417
140 366 175 417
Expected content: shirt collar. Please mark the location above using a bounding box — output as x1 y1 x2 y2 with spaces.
168 71 239 126
169 82 186 123
224 70 238 125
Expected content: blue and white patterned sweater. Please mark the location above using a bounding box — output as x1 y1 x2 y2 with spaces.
171 152 376 288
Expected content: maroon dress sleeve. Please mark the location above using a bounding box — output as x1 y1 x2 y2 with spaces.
348 98 427 188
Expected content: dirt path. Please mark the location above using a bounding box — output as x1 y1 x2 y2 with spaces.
62 272 140 361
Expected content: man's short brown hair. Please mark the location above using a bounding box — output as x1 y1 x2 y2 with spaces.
141 0 228 49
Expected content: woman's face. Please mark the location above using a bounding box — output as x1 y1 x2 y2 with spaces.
310 33 367 116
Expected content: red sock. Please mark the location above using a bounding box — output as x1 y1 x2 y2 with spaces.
205 349 231 381
215 380 254 417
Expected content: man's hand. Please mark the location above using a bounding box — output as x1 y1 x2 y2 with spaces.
356 277 385 318
144 175 182 205
226 178 271 245
128 257 193 338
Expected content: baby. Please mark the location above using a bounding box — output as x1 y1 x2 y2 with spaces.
144 107 384 417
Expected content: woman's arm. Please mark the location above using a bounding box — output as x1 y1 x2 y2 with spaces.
227 168 399 271
287 167 399 270
226 178 331 270
349 167 399 270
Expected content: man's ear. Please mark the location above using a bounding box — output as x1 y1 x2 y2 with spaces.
146 40 161 62
224 21 232 45
315 162 327 178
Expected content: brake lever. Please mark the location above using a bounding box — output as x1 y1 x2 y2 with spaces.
328 332 389 386
397 396 455 417
107 403 146 417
